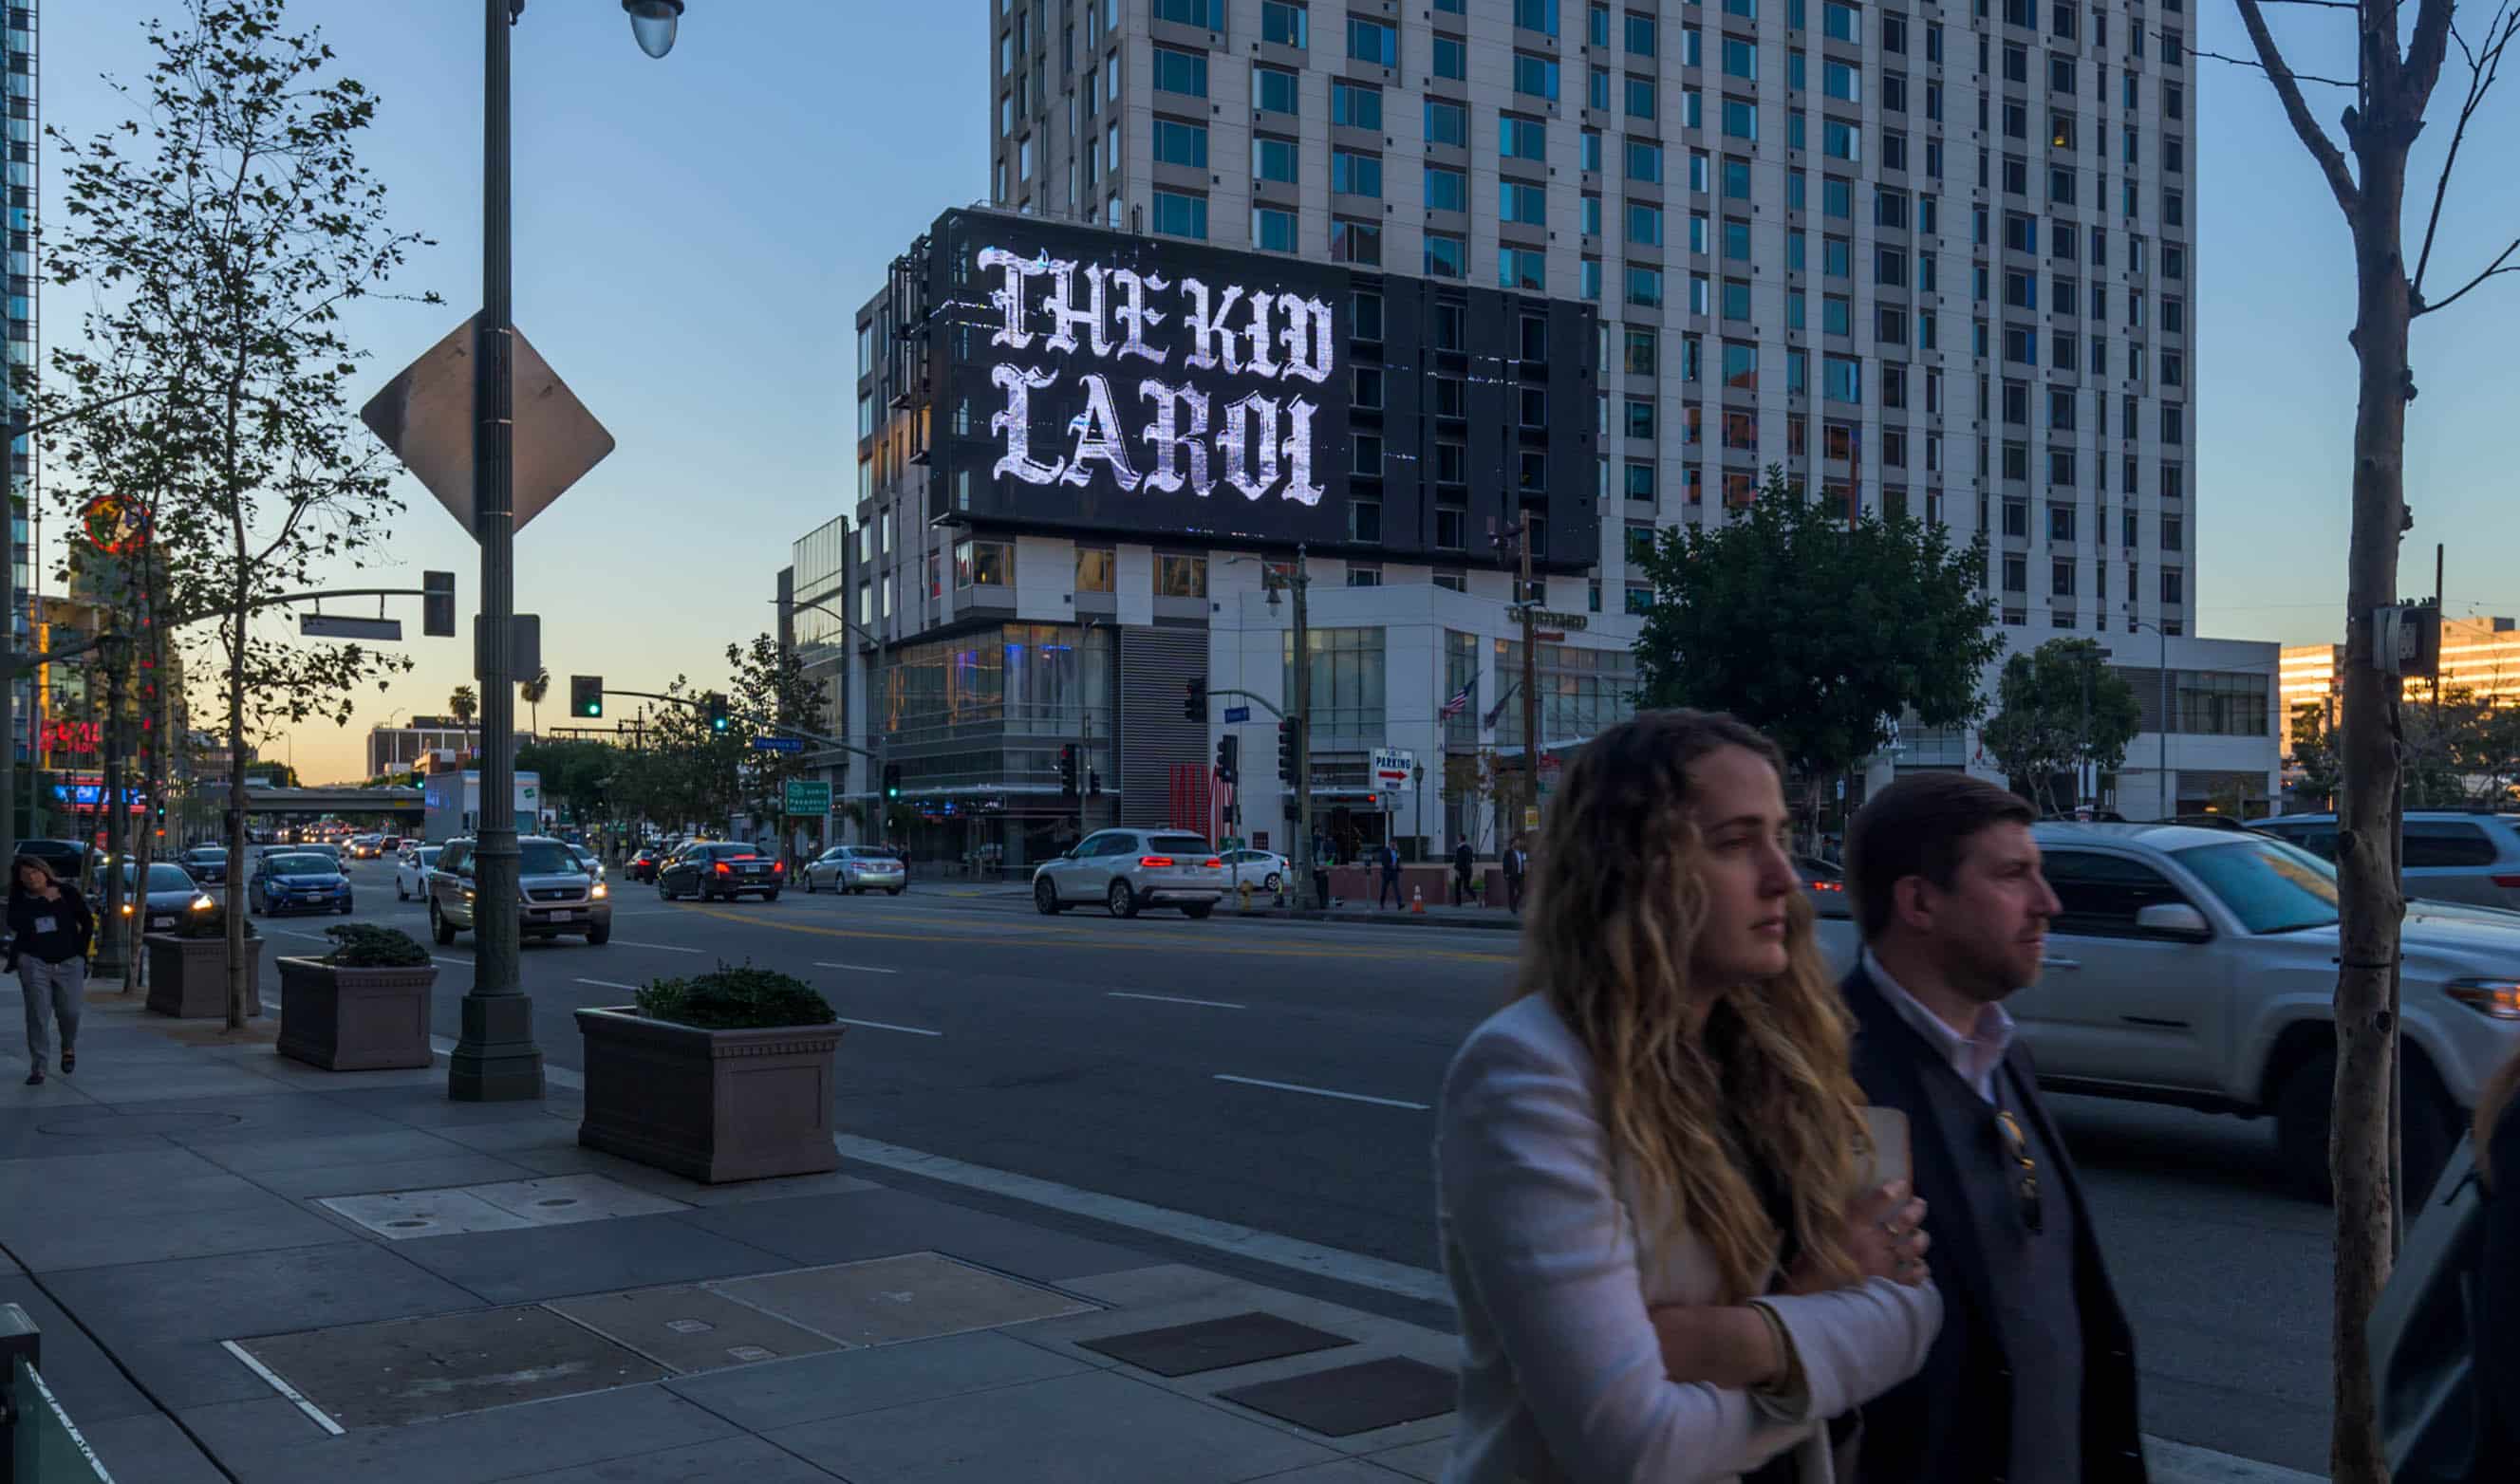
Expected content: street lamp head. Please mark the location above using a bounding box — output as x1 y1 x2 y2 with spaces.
623 0 683 58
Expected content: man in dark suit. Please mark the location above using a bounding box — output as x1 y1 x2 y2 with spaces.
1840 772 2146 1484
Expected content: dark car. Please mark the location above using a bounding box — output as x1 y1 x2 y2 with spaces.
657 842 783 902
625 845 668 883
179 844 231 885
249 850 353 916
17 839 89 883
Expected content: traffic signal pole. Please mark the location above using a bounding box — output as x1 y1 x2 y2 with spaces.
1291 547 1316 910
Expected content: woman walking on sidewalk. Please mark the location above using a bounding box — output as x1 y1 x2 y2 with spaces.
1435 710 1941 1482
11 854 94 1085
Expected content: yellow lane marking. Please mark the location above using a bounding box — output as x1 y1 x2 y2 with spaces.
681 903 1515 964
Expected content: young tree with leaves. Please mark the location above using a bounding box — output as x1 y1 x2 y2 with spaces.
41 0 437 1029
2290 703 2346 812
726 634 830 849
1979 639 2143 816
1632 465 2003 838
2230 0 2520 1469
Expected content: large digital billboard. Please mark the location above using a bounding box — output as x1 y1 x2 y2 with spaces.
902 209 1601 570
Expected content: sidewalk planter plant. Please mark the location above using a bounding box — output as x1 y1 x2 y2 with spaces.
143 902 261 1020
576 965 844 1183
276 924 437 1071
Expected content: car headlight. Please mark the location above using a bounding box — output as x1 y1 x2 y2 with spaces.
190 896 213 912
2447 977 2520 1020
462 887 476 902
590 882 608 900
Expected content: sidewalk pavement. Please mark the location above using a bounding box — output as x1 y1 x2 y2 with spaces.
4 982 2319 1483
980 884 1527 932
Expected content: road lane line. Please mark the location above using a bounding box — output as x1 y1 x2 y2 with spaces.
814 961 901 974
432 957 468 967
574 978 641 992
1109 992 1244 1010
608 939 705 954
834 1015 942 1038
1213 1074 1430 1111
271 929 331 942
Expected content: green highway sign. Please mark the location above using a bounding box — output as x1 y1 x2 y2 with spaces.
1221 836 1245 850
783 779 832 815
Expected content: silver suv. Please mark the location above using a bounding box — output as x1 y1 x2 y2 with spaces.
428 835 613 946
1032 829 1225 918
2253 811 2520 910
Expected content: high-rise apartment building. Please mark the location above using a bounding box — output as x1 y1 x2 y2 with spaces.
6 4 35 784
993 0 2193 640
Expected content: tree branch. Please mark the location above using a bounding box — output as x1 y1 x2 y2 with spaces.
2412 2 2520 300
2415 236 2520 317
2190 44 2362 84
2233 0 2364 217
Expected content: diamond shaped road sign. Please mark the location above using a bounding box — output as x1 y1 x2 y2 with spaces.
362 315 615 540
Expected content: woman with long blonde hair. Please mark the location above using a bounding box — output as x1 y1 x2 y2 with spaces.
1437 710 1941 1482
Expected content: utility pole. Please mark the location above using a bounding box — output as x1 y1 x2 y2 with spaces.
1289 546 1316 908
1519 512 1540 844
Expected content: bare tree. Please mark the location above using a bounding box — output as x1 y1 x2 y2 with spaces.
2228 0 2520 1474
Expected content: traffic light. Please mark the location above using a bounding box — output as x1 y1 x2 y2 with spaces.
1058 743 1079 796
1277 716 1304 781
702 692 729 733
1184 677 1206 722
570 675 604 718
883 762 902 799
1215 733 1238 784
1088 768 1102 798
421 570 456 639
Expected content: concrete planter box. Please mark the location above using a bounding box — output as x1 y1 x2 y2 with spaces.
574 1007 845 1183
276 957 437 1071
142 934 262 1020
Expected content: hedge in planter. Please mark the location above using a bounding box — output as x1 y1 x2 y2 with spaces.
143 902 262 1020
277 924 438 1072
576 964 844 1183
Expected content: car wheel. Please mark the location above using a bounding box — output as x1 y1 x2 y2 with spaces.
1107 880 1138 918
1035 879 1063 915
338 899 353 916
1181 902 1213 919
887 886 903 897
804 873 816 894
2276 1050 2341 1201
247 893 261 917
586 922 610 945
658 879 674 900
1264 872 1282 892
431 901 455 946
396 881 408 901
761 890 779 902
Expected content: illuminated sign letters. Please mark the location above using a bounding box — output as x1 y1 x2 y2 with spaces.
980 246 1334 507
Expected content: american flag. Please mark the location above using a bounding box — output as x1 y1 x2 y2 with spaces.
1439 677 1477 720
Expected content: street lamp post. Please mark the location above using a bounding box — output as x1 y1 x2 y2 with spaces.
450 0 684 1104
2125 613 2175 819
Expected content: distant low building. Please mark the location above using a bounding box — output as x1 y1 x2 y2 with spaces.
2280 615 2520 754
367 716 536 778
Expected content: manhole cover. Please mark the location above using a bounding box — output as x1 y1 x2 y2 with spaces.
533 1198 579 1209
39 1112 243 1138
386 1220 432 1230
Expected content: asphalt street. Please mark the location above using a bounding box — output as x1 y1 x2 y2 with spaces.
234 853 2332 1472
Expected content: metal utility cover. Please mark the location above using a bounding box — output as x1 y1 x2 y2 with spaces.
544 1286 843 1374
1077 1311 1355 1378
1217 1355 1458 1438
460 1173 689 1228
362 315 615 540
234 1305 666 1429
710 1253 1092 1347
319 1188 535 1240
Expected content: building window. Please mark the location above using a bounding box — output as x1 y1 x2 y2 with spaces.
1151 118 1208 168
954 539 1012 589
1157 554 1208 598
1260 0 1308 46
1075 547 1116 593
1254 135 1299 184
1152 46 1209 97
1349 16 1397 64
1253 205 1297 251
1427 98 1467 146
1332 217 1383 265
1257 65 1300 114
1150 190 1208 237
1332 80 1382 129
1333 149 1385 197
1426 232 1466 278
1502 114 1548 161
1427 165 1467 213
1435 33 1469 80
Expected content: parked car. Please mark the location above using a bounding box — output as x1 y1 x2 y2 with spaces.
1217 848 1289 893
1814 821 2520 1199
17 840 90 884
114 862 215 933
801 845 906 896
248 850 353 917
427 835 611 945
567 844 606 881
657 842 783 902
1032 829 1226 918
1796 855 1853 917
178 844 231 885
395 844 441 901
625 844 668 883
2252 810 2520 910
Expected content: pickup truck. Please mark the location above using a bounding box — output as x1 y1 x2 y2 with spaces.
1814 822 2520 1200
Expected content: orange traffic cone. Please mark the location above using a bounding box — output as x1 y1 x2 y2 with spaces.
1410 885 1426 914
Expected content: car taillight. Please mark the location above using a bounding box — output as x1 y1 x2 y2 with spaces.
1139 856 1175 868
774 862 786 874
1204 858 1223 869
2493 874 2520 889
714 862 731 875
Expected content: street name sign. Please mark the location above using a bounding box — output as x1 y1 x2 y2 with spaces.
300 614 403 641
750 735 805 753
1222 705 1251 723
783 779 832 814
363 315 615 539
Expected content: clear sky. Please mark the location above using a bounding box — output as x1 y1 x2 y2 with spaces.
39 1 2520 785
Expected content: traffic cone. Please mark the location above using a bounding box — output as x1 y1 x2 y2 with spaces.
1410 885 1425 915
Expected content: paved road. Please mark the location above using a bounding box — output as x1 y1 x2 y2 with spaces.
252 855 2331 1471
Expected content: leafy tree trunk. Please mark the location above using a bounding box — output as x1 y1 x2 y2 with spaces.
225 591 251 1029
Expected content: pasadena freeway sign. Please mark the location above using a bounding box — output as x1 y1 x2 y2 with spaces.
978 246 1335 508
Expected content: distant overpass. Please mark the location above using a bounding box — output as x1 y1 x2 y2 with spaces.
196 784 425 819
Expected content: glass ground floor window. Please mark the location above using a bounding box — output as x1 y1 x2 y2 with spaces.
1492 640 1639 751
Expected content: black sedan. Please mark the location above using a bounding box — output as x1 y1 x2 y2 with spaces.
657 842 782 902
248 850 354 917
625 845 668 883
179 844 230 885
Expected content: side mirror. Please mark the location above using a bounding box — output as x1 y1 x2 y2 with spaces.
2135 902 2212 939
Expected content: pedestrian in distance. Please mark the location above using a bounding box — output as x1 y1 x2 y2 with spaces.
1502 834 1529 915
1377 840 1403 910
1436 710 1941 1483
10 854 95 1086
1452 836 1476 907
1839 772 2145 1484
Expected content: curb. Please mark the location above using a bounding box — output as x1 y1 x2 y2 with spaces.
2146 1437 2324 1484
1220 906 1525 932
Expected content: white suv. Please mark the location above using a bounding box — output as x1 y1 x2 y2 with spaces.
1032 830 1226 919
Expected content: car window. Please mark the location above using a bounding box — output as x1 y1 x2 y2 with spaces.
2256 821 2339 862
145 864 194 891
1147 835 1209 856
2043 850 2196 938
2404 820 2499 869
440 843 470 873
518 842 579 874
417 848 441 867
2174 839 2341 934
1073 832 1118 858
265 853 332 875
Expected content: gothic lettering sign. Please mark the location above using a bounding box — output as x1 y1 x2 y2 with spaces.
929 213 1354 547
